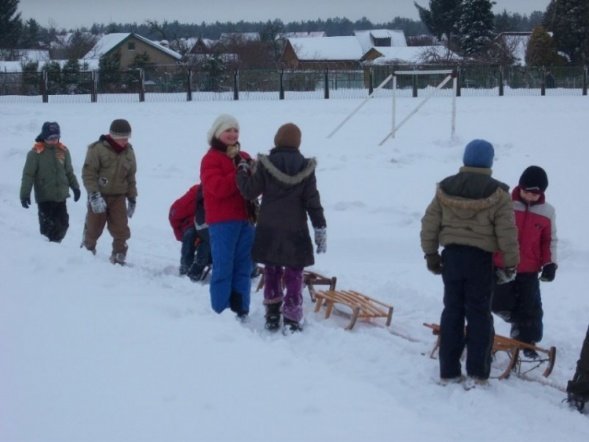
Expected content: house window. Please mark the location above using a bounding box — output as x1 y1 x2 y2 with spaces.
128 42 135 51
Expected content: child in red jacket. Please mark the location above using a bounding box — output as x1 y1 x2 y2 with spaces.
169 184 211 281
493 166 558 357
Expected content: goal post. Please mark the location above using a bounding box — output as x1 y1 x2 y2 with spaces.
380 69 457 145
327 68 458 145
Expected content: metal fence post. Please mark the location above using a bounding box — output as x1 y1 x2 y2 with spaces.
412 72 417 98
583 66 587 96
540 67 546 96
279 69 285 100
324 69 329 99
456 68 461 97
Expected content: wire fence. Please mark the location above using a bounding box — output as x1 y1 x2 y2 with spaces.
0 65 586 104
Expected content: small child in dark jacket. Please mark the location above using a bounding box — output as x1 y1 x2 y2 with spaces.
492 166 557 358
20 121 81 242
236 123 326 333
169 184 211 281
567 325 589 412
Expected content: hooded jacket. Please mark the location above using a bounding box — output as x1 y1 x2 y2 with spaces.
421 166 519 267
20 141 80 203
237 147 326 268
82 136 137 198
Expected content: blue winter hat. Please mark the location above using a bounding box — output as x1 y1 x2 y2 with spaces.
36 121 60 142
463 139 494 168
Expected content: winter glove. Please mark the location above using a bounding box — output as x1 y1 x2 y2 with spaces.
73 188 81 202
425 253 442 275
21 197 31 209
127 198 136 219
540 263 557 282
237 159 251 173
89 192 107 214
314 227 327 254
496 266 517 285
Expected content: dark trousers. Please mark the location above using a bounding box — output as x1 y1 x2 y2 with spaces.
568 326 589 396
439 245 494 379
180 227 212 270
492 273 543 343
37 201 69 242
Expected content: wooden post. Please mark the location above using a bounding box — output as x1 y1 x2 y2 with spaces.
540 68 546 96
233 70 239 101
186 69 192 102
583 66 587 96
498 66 504 96
279 69 284 100
412 72 417 97
138 69 145 102
91 70 97 103
368 68 374 95
324 69 329 99
41 70 48 103
456 68 461 97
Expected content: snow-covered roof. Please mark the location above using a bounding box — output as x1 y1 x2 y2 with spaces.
83 33 182 61
220 32 261 43
354 29 407 52
279 32 326 39
364 46 461 65
0 58 100 72
288 36 364 61
0 49 50 63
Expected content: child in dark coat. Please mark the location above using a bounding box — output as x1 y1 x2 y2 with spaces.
236 123 326 332
492 166 557 358
567 325 589 412
20 121 81 242
169 184 211 281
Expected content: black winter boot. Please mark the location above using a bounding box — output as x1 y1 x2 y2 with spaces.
265 302 282 332
283 317 303 333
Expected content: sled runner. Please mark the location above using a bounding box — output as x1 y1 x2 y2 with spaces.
255 266 337 302
423 322 557 379
314 289 394 330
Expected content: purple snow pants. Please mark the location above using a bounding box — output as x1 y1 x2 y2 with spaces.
263 265 304 322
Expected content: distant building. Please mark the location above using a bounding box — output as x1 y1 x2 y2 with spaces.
82 33 182 69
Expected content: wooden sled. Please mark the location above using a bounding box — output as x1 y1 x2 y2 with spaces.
423 323 557 379
314 290 394 330
255 266 337 302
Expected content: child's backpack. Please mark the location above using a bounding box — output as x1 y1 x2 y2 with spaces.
169 185 198 241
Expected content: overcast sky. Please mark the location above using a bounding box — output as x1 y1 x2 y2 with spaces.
18 0 550 29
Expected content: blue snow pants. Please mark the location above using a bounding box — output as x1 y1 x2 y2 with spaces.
208 220 255 315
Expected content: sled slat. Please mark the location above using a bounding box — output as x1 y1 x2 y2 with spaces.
315 290 394 330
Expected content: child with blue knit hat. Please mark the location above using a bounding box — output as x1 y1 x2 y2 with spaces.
420 138 519 388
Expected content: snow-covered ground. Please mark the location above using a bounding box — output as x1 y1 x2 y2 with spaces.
1 93 588 441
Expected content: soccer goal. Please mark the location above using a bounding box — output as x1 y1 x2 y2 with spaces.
327 69 457 145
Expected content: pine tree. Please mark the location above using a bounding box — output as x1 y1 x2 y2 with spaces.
525 26 565 66
543 0 589 65
414 0 464 42
456 0 496 57
0 0 22 48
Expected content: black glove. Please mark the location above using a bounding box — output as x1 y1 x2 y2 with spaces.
540 263 557 282
73 188 81 202
425 253 442 275
496 266 517 284
127 198 136 218
21 197 31 209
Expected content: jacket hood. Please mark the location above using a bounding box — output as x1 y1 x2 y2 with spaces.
436 186 508 220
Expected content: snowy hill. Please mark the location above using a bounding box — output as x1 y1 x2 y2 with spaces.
1 95 588 441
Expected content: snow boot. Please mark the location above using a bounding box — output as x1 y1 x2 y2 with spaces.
109 252 126 265
188 264 205 282
283 317 303 334
264 302 282 332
